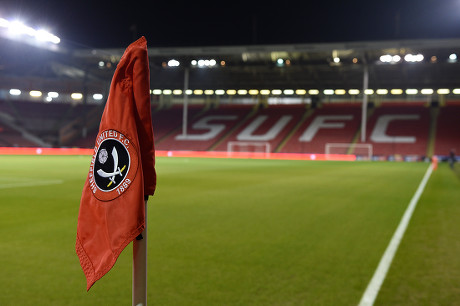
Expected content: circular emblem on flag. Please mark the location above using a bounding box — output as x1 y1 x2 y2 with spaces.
88 129 138 201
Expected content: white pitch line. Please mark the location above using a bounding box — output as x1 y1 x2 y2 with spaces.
0 179 63 189
358 164 434 306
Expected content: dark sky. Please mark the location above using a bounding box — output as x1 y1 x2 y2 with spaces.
3 0 460 49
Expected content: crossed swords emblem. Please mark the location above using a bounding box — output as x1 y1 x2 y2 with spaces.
96 147 126 188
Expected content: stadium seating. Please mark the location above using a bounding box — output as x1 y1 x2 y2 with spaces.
1 99 459 159
357 102 431 157
434 102 460 156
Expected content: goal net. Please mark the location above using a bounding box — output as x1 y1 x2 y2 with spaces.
227 141 271 157
325 143 373 160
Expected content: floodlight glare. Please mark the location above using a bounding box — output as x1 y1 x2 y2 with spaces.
0 18 10 28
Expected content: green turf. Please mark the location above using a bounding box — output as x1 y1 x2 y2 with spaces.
0 155 457 305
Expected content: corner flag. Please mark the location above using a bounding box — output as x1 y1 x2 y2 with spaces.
76 36 156 291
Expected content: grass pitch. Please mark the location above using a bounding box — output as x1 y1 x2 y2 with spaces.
0 155 458 305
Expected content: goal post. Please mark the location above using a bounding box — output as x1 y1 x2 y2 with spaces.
227 141 271 157
325 143 373 160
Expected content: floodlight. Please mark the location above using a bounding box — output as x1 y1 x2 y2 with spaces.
249 89 259 95
390 89 403 95
204 90 214 95
295 89 307 95
348 89 360 95
333 57 340 63
185 89 193 95
364 89 374 95
376 89 388 95
260 90 270 95
283 89 294 95
308 89 319 95
271 89 282 95
237 89 247 95
334 89 346 95
226 89 236 95
29 90 42 97
323 89 334 95
173 89 183 95
437 88 450 94
193 89 203 95
406 89 418 95
9 89 21 96
48 92 59 98
152 89 162 95
215 90 225 95
453 88 460 94
421 89 434 95
71 93 83 100
167 59 180 67
162 89 172 95
93 93 103 100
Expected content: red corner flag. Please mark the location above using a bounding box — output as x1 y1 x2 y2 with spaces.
76 36 156 291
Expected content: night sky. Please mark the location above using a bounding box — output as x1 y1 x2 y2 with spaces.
2 0 460 49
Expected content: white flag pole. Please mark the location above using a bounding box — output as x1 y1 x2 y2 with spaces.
133 197 148 306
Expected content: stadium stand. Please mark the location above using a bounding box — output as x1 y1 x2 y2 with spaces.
279 103 362 154
434 102 460 156
358 102 431 157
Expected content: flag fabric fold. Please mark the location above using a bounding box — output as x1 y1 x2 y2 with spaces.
76 36 156 291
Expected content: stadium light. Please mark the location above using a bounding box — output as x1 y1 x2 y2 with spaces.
48 91 59 98
193 89 203 95
421 88 434 95
453 88 460 94
29 90 42 97
9 89 21 96
162 89 172 95
284 89 294 95
237 89 248 95
376 89 388 95
296 89 307 95
404 54 424 62
271 89 282 95
380 54 401 63
348 89 360 95
215 89 225 95
390 89 403 95
167 59 180 67
308 89 319 95
364 89 374 95
185 89 193 95
226 89 236 95
93 93 103 100
71 93 83 100
406 89 418 95
334 89 346 95
152 89 162 95
260 89 270 95
204 90 214 95
0 18 60 45
249 89 259 95
323 89 334 95
437 88 450 94
173 89 183 95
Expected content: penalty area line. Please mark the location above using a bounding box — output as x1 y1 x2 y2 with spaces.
0 179 63 189
358 164 434 306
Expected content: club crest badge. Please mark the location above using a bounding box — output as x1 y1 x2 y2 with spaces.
88 129 138 201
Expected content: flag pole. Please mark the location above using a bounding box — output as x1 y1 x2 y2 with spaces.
133 197 148 306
